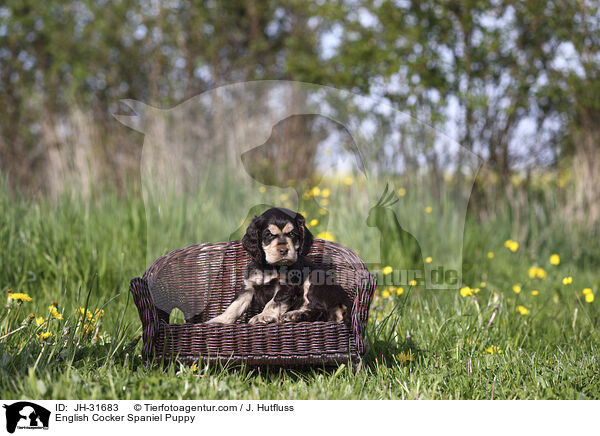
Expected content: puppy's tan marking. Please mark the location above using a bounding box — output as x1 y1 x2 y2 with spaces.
266 222 294 235
329 305 346 322
263 221 297 265
302 276 311 305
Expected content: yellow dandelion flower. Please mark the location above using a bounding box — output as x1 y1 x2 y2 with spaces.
484 345 502 355
460 286 473 297
35 316 45 326
316 231 335 241
516 305 530 316
48 305 62 320
549 254 560 265
258 186 266 193
94 309 104 319
309 219 318 227
396 287 404 295
562 276 573 285
191 364 198 372
382 266 393 275
425 206 433 213
310 186 321 197
79 307 94 321
302 192 311 200
397 351 414 363
280 193 289 201
582 288 592 295
504 240 519 252
531 290 539 296
397 188 406 197
320 198 329 207
585 293 594 303
425 256 432 264
487 251 495 259
321 188 330 198
480 282 487 288
381 289 391 298
9 293 32 302
512 285 521 294
319 208 327 215
529 266 547 279
409 279 417 286
343 177 353 186
38 332 52 341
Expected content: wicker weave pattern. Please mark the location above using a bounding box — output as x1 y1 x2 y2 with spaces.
130 239 376 366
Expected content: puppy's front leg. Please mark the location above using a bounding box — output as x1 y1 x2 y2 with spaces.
248 284 291 325
248 299 288 325
206 289 254 324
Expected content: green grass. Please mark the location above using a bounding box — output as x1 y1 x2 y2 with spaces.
0 179 599 399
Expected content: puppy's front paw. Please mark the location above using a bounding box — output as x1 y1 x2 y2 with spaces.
206 316 230 325
280 310 303 323
248 313 277 325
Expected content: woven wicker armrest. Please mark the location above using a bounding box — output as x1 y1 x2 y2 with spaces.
129 277 167 359
129 239 376 367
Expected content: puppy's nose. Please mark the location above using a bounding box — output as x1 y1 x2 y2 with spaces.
278 247 289 256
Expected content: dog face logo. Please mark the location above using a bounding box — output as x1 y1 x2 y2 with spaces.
3 402 50 433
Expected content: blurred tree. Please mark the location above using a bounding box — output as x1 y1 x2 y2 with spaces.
0 0 599 197
329 0 574 183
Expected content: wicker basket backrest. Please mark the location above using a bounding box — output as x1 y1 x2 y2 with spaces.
143 239 366 324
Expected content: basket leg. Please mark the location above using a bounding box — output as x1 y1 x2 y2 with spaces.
129 277 159 360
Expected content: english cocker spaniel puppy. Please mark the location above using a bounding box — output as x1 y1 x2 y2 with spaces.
207 207 350 325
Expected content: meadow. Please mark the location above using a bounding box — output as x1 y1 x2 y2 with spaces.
0 175 599 400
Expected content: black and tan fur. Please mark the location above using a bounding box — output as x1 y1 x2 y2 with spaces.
207 208 350 325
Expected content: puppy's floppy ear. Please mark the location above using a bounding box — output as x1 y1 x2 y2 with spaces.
295 213 314 256
242 215 264 263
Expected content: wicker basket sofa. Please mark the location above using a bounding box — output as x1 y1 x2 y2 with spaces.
129 238 376 368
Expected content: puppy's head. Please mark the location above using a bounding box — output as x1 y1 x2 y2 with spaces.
242 208 313 265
